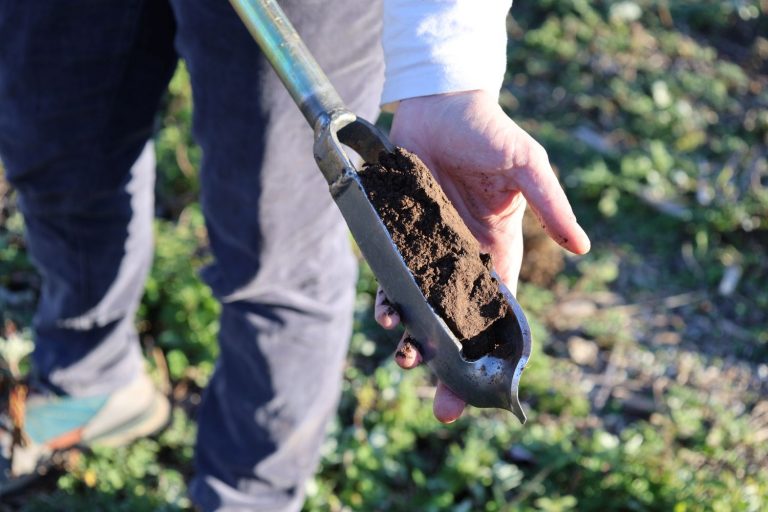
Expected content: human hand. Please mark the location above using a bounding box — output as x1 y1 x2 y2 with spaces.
374 90 590 423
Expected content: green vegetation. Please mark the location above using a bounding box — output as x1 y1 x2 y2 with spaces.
1 1 766 510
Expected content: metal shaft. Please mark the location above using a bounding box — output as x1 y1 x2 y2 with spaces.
229 0 346 129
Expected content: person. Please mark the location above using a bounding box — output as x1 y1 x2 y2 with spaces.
0 0 589 509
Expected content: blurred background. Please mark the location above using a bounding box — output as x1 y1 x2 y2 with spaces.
1 0 766 510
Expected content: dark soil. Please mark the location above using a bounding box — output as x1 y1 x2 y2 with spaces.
359 148 509 360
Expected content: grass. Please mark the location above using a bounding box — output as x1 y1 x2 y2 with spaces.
1 1 767 510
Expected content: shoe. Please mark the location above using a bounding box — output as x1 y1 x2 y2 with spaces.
0 372 170 496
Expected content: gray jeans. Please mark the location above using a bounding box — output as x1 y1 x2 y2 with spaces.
0 0 383 509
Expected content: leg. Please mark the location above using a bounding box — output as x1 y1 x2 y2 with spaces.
0 0 177 396
170 1 384 510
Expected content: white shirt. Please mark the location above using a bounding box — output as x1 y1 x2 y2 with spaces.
382 0 513 105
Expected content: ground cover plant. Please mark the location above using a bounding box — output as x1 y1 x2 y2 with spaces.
1 1 766 510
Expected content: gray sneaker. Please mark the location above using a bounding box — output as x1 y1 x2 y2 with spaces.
0 372 170 495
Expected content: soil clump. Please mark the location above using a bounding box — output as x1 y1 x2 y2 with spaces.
520 208 564 286
359 147 509 359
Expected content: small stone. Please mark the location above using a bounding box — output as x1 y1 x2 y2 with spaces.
567 336 599 366
549 299 598 330
652 331 682 345
718 264 743 297
559 299 597 319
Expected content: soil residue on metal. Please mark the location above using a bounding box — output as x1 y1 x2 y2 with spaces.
359 147 509 360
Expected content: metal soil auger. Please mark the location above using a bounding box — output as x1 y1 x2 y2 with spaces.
229 0 533 422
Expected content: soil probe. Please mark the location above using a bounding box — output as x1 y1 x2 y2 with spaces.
229 0 532 422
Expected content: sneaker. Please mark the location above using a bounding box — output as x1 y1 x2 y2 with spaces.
0 372 170 495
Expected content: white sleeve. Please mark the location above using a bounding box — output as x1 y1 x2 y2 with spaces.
381 0 513 105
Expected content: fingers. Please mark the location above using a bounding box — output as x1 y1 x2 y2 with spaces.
516 166 591 255
433 381 466 423
489 196 526 294
392 332 466 423
393 332 422 369
512 142 591 256
374 287 400 329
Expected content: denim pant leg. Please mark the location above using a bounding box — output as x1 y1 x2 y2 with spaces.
0 1 177 396
170 1 383 510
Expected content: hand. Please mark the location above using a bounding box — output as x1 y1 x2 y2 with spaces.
375 90 590 423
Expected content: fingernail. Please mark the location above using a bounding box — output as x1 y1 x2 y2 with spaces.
574 224 591 253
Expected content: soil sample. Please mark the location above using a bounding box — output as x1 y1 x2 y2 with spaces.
359 147 509 360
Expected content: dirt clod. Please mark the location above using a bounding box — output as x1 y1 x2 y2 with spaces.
519 185 564 287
